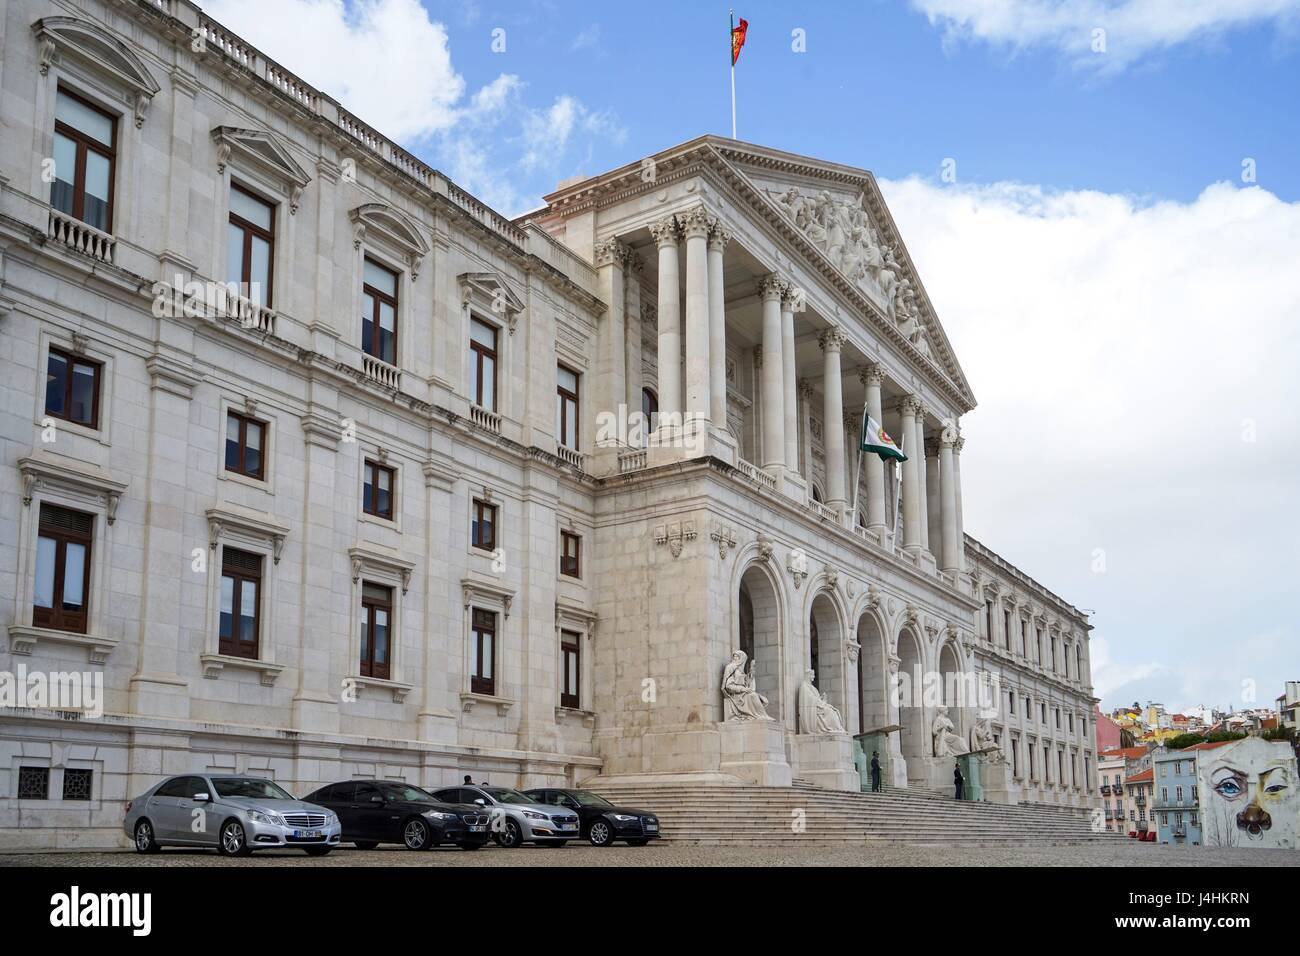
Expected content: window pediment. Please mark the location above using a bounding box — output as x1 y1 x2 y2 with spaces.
212 126 312 212
459 272 524 333
33 17 160 126
349 203 429 278
19 451 128 523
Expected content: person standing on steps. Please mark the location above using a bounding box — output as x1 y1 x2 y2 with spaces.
870 751 882 792
954 762 964 801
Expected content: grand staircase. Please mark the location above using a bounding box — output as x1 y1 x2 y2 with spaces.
593 781 1125 847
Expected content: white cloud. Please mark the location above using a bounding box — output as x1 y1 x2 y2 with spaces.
910 0 1300 70
203 0 621 215
571 25 601 51
878 175 1300 713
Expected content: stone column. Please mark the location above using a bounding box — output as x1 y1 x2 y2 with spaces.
899 396 923 555
860 364 886 538
926 439 942 555
707 223 729 430
781 287 800 472
798 379 815 476
758 275 787 474
914 408 930 553
940 433 963 573
650 217 682 426
594 237 627 440
819 326 848 512
682 205 712 429
953 434 966 556
624 250 643 418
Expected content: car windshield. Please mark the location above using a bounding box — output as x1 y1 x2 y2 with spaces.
381 784 434 803
211 777 295 801
569 791 613 807
484 787 533 804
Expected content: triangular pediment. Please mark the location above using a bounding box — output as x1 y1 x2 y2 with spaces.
711 139 972 406
212 126 312 189
33 17 161 98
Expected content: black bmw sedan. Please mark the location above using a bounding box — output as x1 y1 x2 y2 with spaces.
524 788 660 847
302 780 490 850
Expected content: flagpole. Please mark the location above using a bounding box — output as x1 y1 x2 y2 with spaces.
890 431 904 548
729 10 737 138
849 445 863 529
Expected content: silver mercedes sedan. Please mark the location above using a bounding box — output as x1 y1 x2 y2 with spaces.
123 774 341 856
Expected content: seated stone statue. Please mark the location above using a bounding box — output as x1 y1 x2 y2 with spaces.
798 669 846 735
969 716 1006 762
932 705 969 757
721 650 772 721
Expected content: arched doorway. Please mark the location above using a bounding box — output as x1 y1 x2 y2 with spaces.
737 564 782 720
808 592 842 722
937 639 965 745
897 626 926 785
857 612 889 736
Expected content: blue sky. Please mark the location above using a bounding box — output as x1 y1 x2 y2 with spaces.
207 0 1300 716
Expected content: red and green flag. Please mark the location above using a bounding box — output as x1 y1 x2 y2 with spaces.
731 15 748 66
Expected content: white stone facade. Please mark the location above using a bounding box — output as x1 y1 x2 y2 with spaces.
0 0 1098 847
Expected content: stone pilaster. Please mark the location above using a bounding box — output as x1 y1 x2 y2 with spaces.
594 236 628 443
681 205 712 430
860 364 887 537
899 395 923 555
940 433 963 574
623 249 643 418
707 223 729 431
781 285 800 473
925 437 942 555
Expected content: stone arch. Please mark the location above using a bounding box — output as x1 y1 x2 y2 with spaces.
805 584 847 724
936 636 966 741
731 551 786 722
896 622 927 784
856 606 890 736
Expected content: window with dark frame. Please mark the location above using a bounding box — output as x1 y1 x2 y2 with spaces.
363 459 395 520
470 318 498 411
219 547 262 659
559 530 581 578
360 582 393 680
471 499 497 551
471 608 496 696
224 409 267 480
227 183 275 307
641 387 658 433
33 503 93 634
62 768 94 801
556 365 579 450
17 767 50 800
560 629 580 709
44 347 101 429
51 88 116 232
362 258 398 365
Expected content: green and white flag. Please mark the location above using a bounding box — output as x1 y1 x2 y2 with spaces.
860 409 907 462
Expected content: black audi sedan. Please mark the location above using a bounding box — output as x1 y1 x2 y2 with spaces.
301 780 490 850
524 788 661 847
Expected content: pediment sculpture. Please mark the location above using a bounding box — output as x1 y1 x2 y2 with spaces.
767 185 936 362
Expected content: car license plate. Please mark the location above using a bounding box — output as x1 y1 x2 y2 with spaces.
295 829 323 839
646 823 658 830
468 825 485 832
560 822 577 829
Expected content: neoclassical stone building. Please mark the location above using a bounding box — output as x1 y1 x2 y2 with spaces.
0 0 1098 846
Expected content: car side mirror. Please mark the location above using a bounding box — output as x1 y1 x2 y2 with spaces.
370 794 385 804
474 798 487 806
192 793 211 802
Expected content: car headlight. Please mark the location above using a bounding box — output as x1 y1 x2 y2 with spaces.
249 810 283 826
611 814 637 822
424 810 456 821
324 812 339 825
523 810 548 820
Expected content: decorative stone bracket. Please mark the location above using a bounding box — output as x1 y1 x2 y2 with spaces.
207 511 286 564
710 523 738 560
654 520 696 559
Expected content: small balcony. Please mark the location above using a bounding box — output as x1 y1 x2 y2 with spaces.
469 403 501 434
735 458 777 492
47 208 115 264
362 354 401 391
556 444 584 472
1100 784 1112 795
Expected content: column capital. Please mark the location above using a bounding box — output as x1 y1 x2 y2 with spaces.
707 221 732 252
901 394 923 417
798 378 815 399
940 431 959 449
680 203 714 239
859 362 886 387
623 247 644 273
818 326 847 354
758 273 787 301
649 216 681 248
925 437 942 456
954 436 966 454
780 283 802 311
594 237 629 267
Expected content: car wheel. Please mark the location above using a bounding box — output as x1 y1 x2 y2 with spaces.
402 817 434 851
627 839 650 847
588 819 614 847
353 841 379 850
303 846 331 857
494 819 523 848
133 819 160 854
218 819 251 857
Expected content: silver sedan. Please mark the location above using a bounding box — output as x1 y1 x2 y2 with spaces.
431 785 580 847
124 774 341 856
